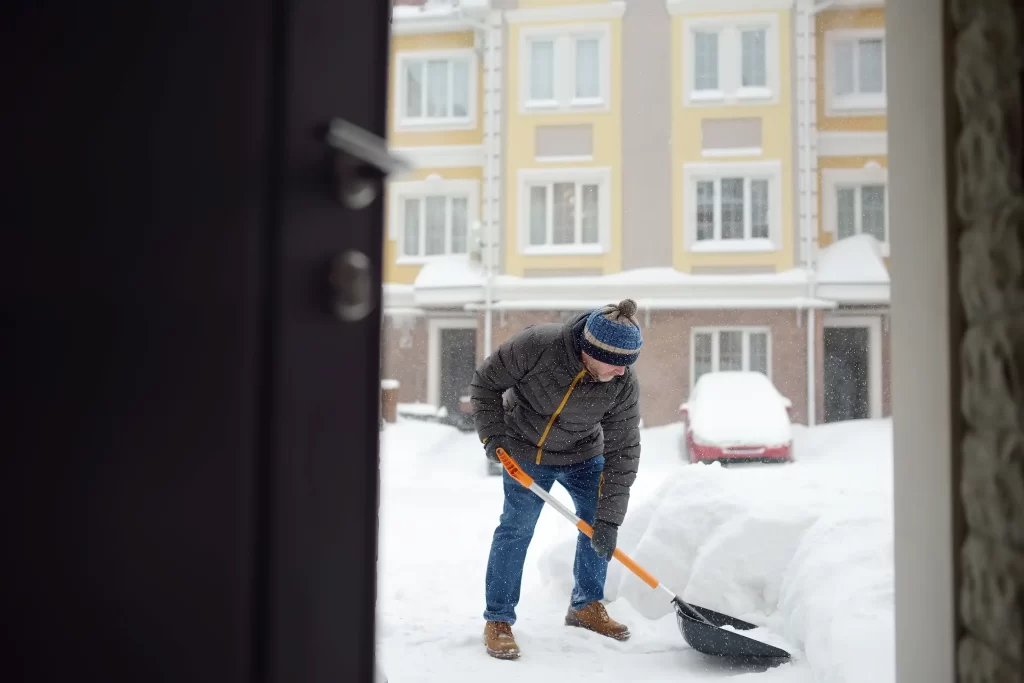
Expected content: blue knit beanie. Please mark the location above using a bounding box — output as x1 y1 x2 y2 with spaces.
581 299 643 367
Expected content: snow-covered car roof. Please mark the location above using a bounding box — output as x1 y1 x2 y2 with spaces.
682 371 792 447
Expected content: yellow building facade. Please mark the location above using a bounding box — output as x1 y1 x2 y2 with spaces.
381 0 890 429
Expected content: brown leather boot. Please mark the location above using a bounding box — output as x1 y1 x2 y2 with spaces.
483 621 521 660
565 601 631 641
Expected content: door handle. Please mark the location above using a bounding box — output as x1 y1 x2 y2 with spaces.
321 119 406 322
325 118 411 210
328 249 376 322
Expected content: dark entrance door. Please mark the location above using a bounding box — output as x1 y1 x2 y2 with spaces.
7 1 389 682
439 328 477 427
824 326 871 422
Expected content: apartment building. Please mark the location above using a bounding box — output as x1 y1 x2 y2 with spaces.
807 0 891 423
381 0 890 428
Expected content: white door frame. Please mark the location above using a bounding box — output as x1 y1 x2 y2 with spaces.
823 314 883 420
427 317 478 409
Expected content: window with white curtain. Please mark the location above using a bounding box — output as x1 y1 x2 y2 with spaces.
693 31 719 93
685 16 776 104
401 195 469 259
741 29 767 88
827 29 887 113
686 161 779 251
389 179 479 263
821 166 890 254
521 24 609 111
837 184 887 242
396 50 475 128
519 168 610 254
528 39 555 102
692 329 771 386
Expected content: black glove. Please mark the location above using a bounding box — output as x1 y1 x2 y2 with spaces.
590 520 618 561
483 435 510 464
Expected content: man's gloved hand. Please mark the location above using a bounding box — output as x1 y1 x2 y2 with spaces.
590 520 618 561
483 435 510 464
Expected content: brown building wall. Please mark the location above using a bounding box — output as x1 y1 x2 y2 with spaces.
472 307 821 428
634 309 819 427
882 314 892 417
380 313 428 404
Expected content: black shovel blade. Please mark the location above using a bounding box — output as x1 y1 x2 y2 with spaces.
673 598 791 663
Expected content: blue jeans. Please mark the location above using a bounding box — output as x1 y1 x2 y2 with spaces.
483 454 607 625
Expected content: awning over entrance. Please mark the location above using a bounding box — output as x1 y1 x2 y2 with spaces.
385 258 838 312
815 235 891 304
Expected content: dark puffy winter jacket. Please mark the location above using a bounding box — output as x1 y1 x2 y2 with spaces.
470 311 642 526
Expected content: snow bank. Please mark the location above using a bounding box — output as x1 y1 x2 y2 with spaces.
396 402 443 418
537 419 894 683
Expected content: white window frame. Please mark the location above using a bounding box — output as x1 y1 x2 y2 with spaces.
518 22 612 114
821 165 890 256
427 317 478 409
517 167 612 256
387 178 480 264
823 314 883 420
393 48 478 132
690 327 773 390
824 28 887 116
682 14 779 107
682 160 783 253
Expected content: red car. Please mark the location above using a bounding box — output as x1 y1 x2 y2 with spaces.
679 371 794 465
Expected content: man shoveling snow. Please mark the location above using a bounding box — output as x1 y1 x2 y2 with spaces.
470 299 644 660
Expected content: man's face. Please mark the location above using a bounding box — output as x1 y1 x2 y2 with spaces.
582 352 627 382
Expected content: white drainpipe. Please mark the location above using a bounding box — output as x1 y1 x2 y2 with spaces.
485 13 500 356
463 9 499 356
801 0 837 426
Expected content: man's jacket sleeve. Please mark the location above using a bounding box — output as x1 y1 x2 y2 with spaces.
596 373 641 526
469 330 538 442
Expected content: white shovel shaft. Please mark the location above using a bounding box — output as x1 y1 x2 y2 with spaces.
528 482 581 527
527 481 678 603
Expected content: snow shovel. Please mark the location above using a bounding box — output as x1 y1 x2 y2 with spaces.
495 448 792 666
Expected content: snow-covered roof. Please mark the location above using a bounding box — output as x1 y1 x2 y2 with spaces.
392 1 458 21
815 235 891 304
410 256 485 306
817 235 890 285
489 266 826 309
497 266 809 289
391 0 487 34
381 259 840 311
413 256 484 289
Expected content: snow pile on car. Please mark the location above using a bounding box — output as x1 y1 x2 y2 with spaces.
683 371 793 448
537 419 894 683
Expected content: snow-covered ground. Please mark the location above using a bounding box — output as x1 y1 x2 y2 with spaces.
375 418 894 683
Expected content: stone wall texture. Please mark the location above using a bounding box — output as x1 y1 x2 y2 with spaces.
951 0 1024 678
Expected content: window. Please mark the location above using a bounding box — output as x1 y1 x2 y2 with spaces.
684 15 777 105
822 166 889 253
692 329 770 386
826 30 886 113
694 31 719 92
402 196 469 259
396 50 476 129
741 29 766 88
684 161 781 252
518 168 610 254
520 24 610 111
837 185 886 241
388 179 479 263
528 39 556 102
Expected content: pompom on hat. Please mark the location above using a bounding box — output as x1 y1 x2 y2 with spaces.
580 298 643 367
